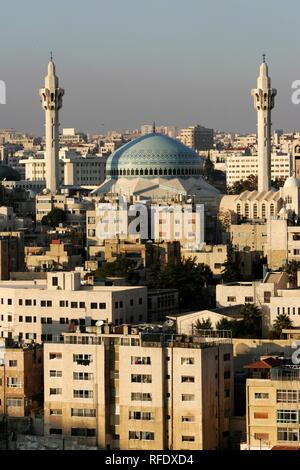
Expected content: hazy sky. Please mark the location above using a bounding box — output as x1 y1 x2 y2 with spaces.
1 0 300 136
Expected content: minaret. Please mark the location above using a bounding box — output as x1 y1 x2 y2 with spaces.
39 54 64 193
251 55 276 192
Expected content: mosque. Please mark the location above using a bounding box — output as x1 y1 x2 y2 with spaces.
92 126 221 216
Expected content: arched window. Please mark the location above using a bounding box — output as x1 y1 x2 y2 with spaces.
149 168 153 175
189 169 191 175
237 203 241 215
245 203 250 218
154 168 158 175
131 169 134 175
262 203 266 218
164 168 168 175
168 169 172 175
127 169 130 176
177 169 180 175
135 169 139 175
253 204 258 219
270 203 275 216
159 168 162 175
145 169 148 175
119 169 122 176
173 169 176 175
140 169 144 176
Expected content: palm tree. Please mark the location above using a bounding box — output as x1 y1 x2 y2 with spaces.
272 313 293 338
193 318 213 333
285 260 300 287
240 303 262 337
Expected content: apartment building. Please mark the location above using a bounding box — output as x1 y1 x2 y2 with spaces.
0 272 147 344
226 153 290 187
182 244 228 277
179 125 214 151
244 357 300 450
0 339 43 417
44 325 233 450
36 193 94 225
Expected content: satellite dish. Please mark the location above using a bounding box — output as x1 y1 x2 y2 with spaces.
96 320 104 327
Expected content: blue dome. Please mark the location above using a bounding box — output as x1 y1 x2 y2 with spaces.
106 133 204 179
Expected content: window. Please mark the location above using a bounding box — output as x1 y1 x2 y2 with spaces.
71 408 96 417
73 390 93 399
59 317 69 324
139 298 143 305
52 277 58 286
277 428 299 442
227 296 236 302
60 301 65 307
49 353 62 360
129 431 154 441
25 316 32 323
99 303 106 309
224 353 231 361
71 302 78 309
19 299 22 306
79 302 85 308
131 374 152 383
277 410 298 423
19 316 23 322
254 433 269 440
264 291 271 303
50 370 62 377
254 412 268 419
73 354 92 365
7 299 12 305
131 356 151 365
130 299 134 306
277 390 299 403
71 428 96 437
181 357 195 365
224 389 230 398
115 302 118 309
9 360 17 367
131 393 152 401
129 411 154 420
47 301 52 307
245 297 254 303
6 398 22 407
41 301 46 307
49 388 62 395
181 376 195 383
25 299 32 306
50 428 62 435
50 409 62 415
7 377 22 388
255 392 269 399
182 436 195 442
90 303 97 309
182 416 195 422
73 372 93 380
182 394 195 401
7 315 12 322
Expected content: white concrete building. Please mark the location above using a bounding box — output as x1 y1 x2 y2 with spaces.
0 272 147 344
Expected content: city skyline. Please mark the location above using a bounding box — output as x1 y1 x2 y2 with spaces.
1 0 300 135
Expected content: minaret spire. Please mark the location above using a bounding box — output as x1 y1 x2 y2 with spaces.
152 121 156 133
251 56 277 193
39 57 64 193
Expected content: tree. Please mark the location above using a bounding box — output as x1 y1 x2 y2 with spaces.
272 313 293 339
215 318 233 331
227 174 258 195
221 244 241 282
94 257 140 285
240 303 262 338
41 208 66 228
193 318 213 332
284 260 300 287
271 176 286 190
149 257 214 310
203 157 215 182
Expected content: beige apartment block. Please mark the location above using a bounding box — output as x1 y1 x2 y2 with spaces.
182 244 228 277
244 357 300 450
36 193 94 225
25 241 82 271
43 326 233 450
0 339 43 417
0 271 147 344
